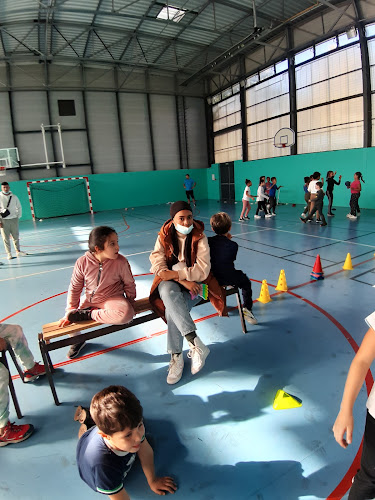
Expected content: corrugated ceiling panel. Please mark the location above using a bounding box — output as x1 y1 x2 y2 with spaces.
52 26 88 57
178 30 219 45
191 3 246 31
54 11 95 24
95 15 140 30
140 20 182 37
101 0 151 17
0 1 38 23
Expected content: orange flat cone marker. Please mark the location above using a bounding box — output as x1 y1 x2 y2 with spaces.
273 390 302 410
257 279 272 304
275 269 288 291
312 254 324 275
343 253 353 271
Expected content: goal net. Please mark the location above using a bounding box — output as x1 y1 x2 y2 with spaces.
27 177 93 220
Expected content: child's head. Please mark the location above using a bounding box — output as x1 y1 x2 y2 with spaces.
304 176 310 184
88 226 119 259
312 171 321 180
245 178 252 186
259 176 265 183
185 174 190 179
266 177 270 182
210 212 232 235
316 181 323 189
90 385 144 452
354 171 364 182
271 176 276 184
326 170 334 178
259 179 265 186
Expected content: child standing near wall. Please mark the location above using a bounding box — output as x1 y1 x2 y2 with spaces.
59 226 136 359
347 171 364 220
300 182 327 226
268 177 283 216
301 176 312 218
239 179 255 222
254 180 271 219
326 170 342 216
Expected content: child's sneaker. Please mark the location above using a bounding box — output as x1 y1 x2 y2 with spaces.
315 218 322 223
265 214 272 218
167 353 184 384
300 217 307 223
244 216 250 220
254 215 261 219
300 213 306 217
271 213 276 216
188 337 210 375
243 308 258 325
0 421 34 446
74 406 96 428
67 309 92 323
348 214 357 220
16 251 28 257
23 362 46 383
239 217 244 221
67 341 87 359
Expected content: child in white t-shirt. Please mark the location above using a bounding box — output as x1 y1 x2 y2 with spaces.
333 311 375 498
254 180 271 219
239 179 255 222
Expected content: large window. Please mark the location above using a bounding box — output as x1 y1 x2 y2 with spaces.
214 129 242 163
246 72 290 160
296 44 363 153
212 94 241 132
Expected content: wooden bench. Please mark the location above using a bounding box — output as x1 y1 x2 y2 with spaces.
39 288 246 405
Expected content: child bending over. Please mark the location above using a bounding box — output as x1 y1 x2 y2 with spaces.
208 212 257 325
59 226 136 359
76 385 177 499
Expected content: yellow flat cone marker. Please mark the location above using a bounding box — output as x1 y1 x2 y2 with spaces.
273 390 302 410
257 279 272 304
343 253 353 271
275 269 288 291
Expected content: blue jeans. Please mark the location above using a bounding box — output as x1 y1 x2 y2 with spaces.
158 281 201 354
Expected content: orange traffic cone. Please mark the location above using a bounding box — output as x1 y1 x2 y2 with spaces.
343 253 353 271
257 279 272 304
311 254 324 280
275 269 288 291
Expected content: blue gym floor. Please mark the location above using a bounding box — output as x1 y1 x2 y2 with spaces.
2 200 375 500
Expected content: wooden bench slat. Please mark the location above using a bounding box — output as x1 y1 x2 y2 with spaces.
42 298 153 341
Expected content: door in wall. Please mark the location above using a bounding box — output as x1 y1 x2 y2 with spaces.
219 162 235 202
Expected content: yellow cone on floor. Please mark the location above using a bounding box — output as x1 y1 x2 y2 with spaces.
275 269 288 291
343 253 353 271
273 390 302 410
257 279 272 304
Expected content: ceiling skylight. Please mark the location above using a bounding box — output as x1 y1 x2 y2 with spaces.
157 5 186 23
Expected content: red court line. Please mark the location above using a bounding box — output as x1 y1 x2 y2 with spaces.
4 255 375 499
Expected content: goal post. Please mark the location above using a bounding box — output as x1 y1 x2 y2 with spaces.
27 177 94 221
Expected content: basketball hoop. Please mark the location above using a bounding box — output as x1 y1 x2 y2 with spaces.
275 143 287 148
274 128 295 149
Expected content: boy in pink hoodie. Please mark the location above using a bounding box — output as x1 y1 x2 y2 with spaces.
59 226 136 359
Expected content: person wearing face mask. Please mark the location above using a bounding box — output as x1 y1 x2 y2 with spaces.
149 201 227 385
0 182 27 260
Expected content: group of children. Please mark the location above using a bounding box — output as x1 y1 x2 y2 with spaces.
2 200 259 500
301 170 365 225
239 176 283 221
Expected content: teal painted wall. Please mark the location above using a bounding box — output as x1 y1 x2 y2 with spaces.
7 168 209 221
206 164 220 200
234 148 375 209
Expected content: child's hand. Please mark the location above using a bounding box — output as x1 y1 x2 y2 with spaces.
181 281 200 295
58 317 71 328
149 476 177 495
226 232 232 240
332 410 353 448
339 175 342 180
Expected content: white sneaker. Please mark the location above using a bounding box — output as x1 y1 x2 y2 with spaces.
346 213 351 218
16 251 28 257
239 217 244 221
167 354 184 385
7 253 12 260
271 213 276 216
188 336 210 375
301 213 306 217
348 214 357 220
243 308 258 325
254 215 261 219
265 214 272 218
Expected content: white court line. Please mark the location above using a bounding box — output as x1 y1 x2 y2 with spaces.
0 250 153 282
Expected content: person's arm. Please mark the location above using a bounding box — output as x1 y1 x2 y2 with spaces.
0 337 7 351
109 489 130 500
276 185 283 190
193 182 196 188
177 236 211 282
334 176 342 186
120 257 136 303
15 196 22 219
178 279 200 295
333 328 375 448
137 438 177 495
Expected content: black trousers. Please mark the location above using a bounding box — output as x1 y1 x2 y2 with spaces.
350 193 361 216
349 411 375 499
269 196 276 214
217 270 253 311
326 190 334 214
256 200 268 215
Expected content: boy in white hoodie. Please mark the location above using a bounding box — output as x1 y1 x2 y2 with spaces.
254 180 272 219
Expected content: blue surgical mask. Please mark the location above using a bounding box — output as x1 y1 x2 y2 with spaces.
175 223 193 235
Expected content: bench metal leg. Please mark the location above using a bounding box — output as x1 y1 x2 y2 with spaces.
39 336 60 406
234 289 247 334
1 351 23 419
